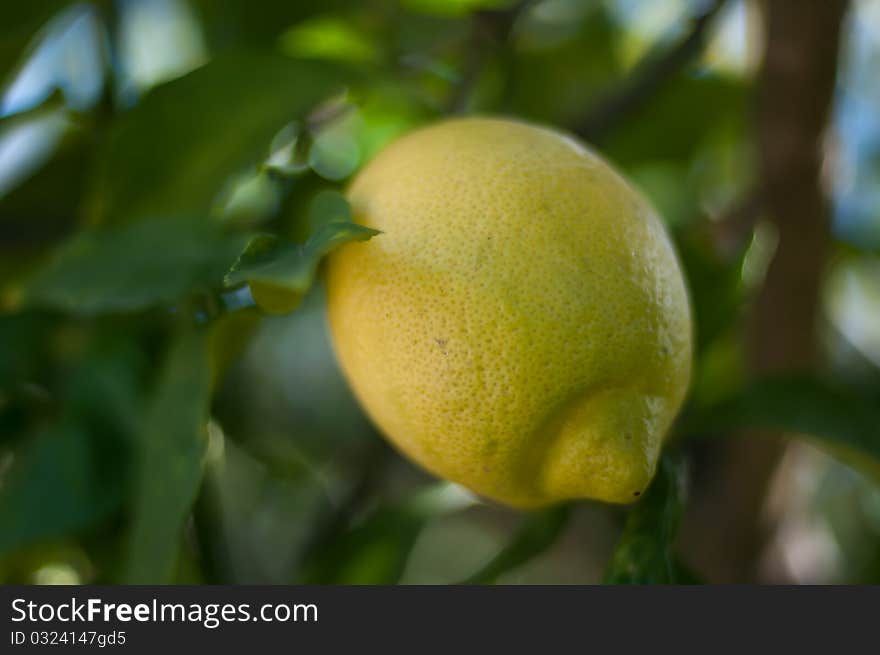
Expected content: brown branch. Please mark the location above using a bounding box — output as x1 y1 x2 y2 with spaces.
751 0 848 373
575 0 728 143
680 0 850 583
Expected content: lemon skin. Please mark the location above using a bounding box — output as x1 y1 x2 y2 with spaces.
325 117 692 508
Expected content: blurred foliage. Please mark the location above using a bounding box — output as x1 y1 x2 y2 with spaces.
302 482 476 584
0 0 878 585
460 504 572 584
685 375 880 478
24 215 248 315
89 53 359 223
0 324 143 556
124 327 211 583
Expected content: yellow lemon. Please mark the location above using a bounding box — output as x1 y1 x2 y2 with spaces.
326 117 692 508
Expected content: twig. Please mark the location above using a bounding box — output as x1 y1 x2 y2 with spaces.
445 1 530 114
575 0 728 142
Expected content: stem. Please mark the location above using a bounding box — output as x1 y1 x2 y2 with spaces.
575 0 728 143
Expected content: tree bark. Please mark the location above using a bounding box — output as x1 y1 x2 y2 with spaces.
680 0 849 583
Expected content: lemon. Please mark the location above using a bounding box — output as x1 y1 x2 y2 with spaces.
325 117 692 507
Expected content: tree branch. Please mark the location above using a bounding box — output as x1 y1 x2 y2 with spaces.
680 0 850 583
445 1 530 114
575 0 728 143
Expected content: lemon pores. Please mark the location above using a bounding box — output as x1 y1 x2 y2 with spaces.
325 117 692 508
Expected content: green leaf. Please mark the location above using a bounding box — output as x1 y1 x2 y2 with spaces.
603 453 689 584
89 52 359 224
192 0 353 48
402 0 515 17
306 189 353 229
683 375 880 475
124 329 212 584
280 17 380 64
0 313 52 390
459 504 572 584
24 216 249 316
603 73 747 167
0 339 143 554
302 483 475 584
224 218 379 314
510 3 621 126
0 423 120 555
